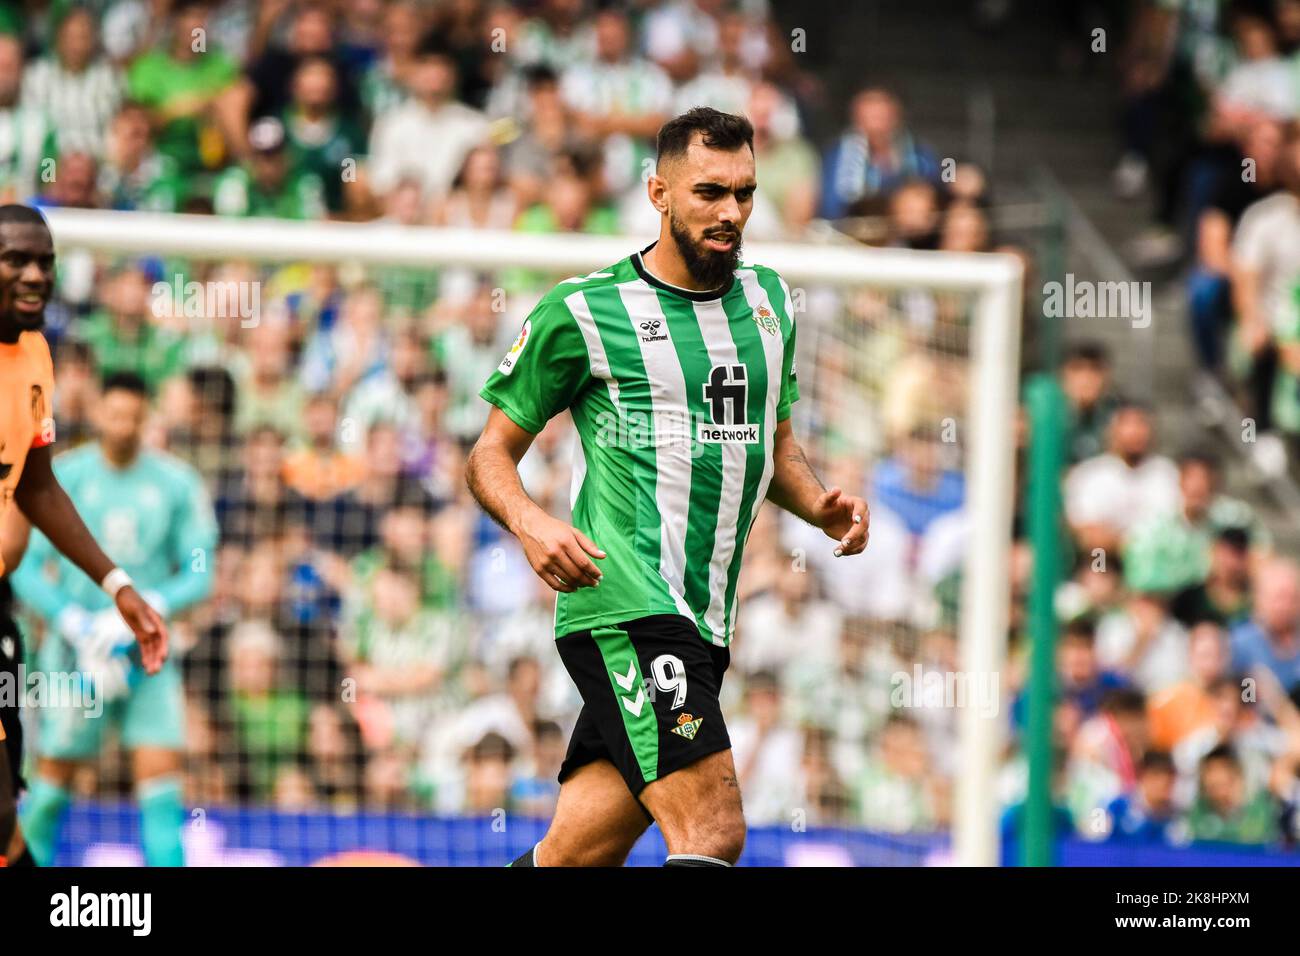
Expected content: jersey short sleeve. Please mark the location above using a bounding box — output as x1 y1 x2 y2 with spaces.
479 293 592 434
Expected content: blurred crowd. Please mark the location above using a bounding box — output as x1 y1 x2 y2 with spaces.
1118 0 1300 480
0 0 1005 245
994 337 1300 850
9 0 1295 857
2 0 1010 834
1014 0 1300 852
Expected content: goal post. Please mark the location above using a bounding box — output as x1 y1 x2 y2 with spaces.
43 207 1024 866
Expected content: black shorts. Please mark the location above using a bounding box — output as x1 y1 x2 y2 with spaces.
556 613 731 798
0 579 25 795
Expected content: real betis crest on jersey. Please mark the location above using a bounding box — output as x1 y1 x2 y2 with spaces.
753 304 780 336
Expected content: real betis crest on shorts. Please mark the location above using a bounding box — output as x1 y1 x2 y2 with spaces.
671 713 704 740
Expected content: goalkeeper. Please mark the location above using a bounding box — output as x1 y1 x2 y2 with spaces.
11 371 217 866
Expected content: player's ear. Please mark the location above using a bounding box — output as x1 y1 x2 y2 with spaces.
646 171 669 215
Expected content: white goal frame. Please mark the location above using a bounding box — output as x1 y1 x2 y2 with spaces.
44 207 1024 867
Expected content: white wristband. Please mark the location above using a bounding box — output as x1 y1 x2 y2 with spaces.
100 567 133 599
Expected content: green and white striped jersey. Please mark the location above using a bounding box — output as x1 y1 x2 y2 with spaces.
480 242 799 646
0 104 57 198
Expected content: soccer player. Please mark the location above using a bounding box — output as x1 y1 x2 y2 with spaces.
1 518 34 866
12 370 217 866
0 204 168 867
467 108 870 867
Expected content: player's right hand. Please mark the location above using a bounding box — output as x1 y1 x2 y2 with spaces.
515 509 606 593
114 586 169 675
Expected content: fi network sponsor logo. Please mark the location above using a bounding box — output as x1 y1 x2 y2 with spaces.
50 886 152 936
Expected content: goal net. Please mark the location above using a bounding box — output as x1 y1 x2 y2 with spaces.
19 207 1020 866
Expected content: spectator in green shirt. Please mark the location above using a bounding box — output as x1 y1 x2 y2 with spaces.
372 177 440 316
340 564 455 752
1171 527 1254 629
514 166 619 236
1187 745 1281 845
748 81 820 234
0 33 58 202
852 714 941 833
76 263 187 392
213 116 326 219
1125 449 1269 595
125 1 239 178
359 0 424 122
225 618 311 801
232 319 306 443
348 505 460 613
283 56 365 215
99 101 185 212
22 5 124 157
507 165 618 291
1060 340 1122 465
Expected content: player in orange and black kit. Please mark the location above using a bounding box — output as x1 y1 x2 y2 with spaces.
0 205 171 867
1 512 34 865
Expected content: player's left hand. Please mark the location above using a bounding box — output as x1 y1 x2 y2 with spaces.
114 586 169 675
811 487 869 557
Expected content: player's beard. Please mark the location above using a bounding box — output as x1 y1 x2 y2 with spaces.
669 212 742 291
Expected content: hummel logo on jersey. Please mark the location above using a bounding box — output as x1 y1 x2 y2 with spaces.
671 713 703 740
638 319 668 343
